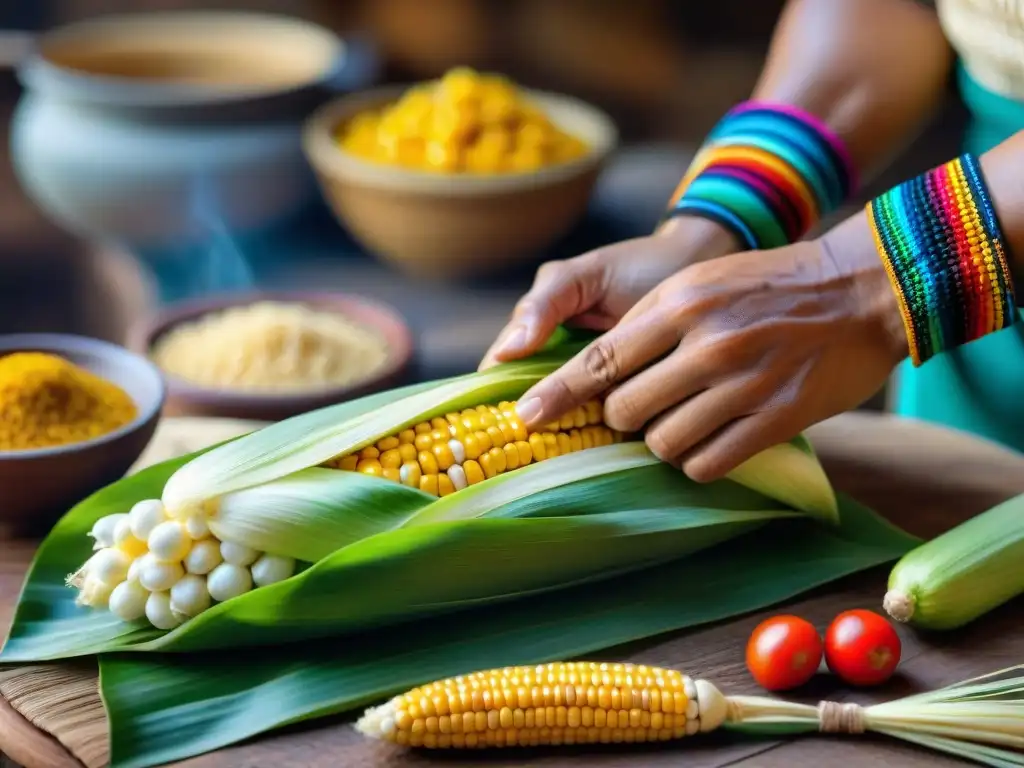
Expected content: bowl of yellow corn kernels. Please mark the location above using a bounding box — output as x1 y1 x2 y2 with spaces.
302 67 618 278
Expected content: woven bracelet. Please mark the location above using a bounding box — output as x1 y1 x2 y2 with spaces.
664 101 857 250
867 153 1017 366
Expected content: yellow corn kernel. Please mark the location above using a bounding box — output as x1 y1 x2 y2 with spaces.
463 460 485 485
378 435 400 451
465 141 507 174
528 432 547 462
426 140 464 173
418 450 440 476
356 458 382 475
325 399 624 496
508 144 546 173
437 474 456 497
432 442 456 471
356 662 725 748
439 66 482 104
380 449 403 469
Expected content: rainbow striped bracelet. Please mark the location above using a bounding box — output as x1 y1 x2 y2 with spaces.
664 101 857 249
867 154 1017 366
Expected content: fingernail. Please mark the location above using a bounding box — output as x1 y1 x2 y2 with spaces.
516 397 543 424
502 324 530 352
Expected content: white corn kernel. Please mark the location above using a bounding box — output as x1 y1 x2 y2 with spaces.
447 464 468 491
88 514 125 550
251 554 296 587
170 574 211 618
145 591 183 630
91 548 132 586
138 555 184 592
77 575 115 608
220 541 259 567
448 439 466 464
185 539 222 575
683 677 697 700
184 515 209 540
128 499 167 541
148 521 192 563
109 581 150 621
113 516 136 547
207 563 252 602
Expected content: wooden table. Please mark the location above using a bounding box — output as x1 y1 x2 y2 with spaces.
2 412 1024 768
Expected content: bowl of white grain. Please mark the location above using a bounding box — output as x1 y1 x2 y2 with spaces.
129 292 413 421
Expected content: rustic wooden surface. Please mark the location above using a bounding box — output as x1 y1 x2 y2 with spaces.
2 412 1024 767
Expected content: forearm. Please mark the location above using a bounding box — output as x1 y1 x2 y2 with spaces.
664 0 952 258
821 132 1024 370
752 0 953 181
980 130 1024 268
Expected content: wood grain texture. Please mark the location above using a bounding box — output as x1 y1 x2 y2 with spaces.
2 412 1023 768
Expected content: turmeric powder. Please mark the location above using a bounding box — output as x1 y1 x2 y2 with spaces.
0 352 138 451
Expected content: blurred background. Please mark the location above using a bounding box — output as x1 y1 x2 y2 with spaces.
0 0 966 391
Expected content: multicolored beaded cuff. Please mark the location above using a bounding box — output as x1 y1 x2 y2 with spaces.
664 101 857 250
867 153 1017 366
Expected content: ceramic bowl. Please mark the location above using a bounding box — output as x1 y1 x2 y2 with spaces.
0 334 165 537
11 12 374 250
302 86 618 279
128 291 414 422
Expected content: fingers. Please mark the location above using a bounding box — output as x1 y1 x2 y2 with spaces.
603 336 758 433
478 255 609 370
515 312 681 428
642 377 759 466
679 407 802 483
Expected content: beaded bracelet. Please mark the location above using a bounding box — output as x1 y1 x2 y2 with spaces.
867 153 1017 366
664 101 857 250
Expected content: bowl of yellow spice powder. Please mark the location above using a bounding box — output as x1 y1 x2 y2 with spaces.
0 334 165 536
302 67 618 279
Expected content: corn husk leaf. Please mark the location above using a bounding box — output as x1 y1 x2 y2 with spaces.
1 442 801 659
100 493 916 768
723 664 1024 767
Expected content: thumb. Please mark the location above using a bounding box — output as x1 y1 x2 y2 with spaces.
479 255 608 369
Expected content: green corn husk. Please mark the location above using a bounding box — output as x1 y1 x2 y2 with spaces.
883 493 1024 630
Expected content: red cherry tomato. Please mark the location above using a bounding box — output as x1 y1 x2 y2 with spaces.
745 615 823 691
824 609 901 686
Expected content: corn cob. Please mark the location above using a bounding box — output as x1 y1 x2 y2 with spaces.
325 400 622 496
70 399 622 629
71 498 297 630
356 661 727 748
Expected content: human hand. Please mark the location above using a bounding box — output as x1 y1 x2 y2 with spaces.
479 217 739 369
513 212 909 482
